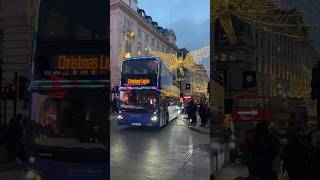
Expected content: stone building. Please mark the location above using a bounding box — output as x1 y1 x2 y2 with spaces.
110 0 179 87
215 8 317 120
0 0 38 121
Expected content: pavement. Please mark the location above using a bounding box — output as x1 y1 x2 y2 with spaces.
0 145 27 180
110 114 210 180
180 114 210 135
215 161 289 180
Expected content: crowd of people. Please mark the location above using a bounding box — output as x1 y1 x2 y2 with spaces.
243 121 320 180
186 99 209 127
0 113 28 163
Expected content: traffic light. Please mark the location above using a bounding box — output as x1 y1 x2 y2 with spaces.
242 71 256 89
18 76 29 100
7 83 17 100
186 84 190 89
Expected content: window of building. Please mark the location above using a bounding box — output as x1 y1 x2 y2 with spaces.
151 38 155 46
123 18 131 29
138 28 142 38
157 42 160 50
124 0 131 7
125 36 132 53
145 33 149 43
137 42 142 53
144 46 148 55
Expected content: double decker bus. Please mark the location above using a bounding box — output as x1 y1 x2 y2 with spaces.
117 57 180 127
229 93 267 162
27 0 109 179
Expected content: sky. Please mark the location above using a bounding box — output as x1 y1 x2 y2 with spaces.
138 0 210 51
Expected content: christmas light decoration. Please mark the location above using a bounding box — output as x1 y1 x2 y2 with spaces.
213 0 319 44
147 47 208 75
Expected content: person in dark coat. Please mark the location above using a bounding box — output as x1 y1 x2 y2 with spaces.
7 117 22 161
244 122 258 180
252 121 280 180
188 100 197 125
198 102 208 127
282 131 310 180
307 132 320 180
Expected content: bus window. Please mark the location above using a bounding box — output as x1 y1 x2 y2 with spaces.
38 0 108 41
31 88 108 148
120 89 158 112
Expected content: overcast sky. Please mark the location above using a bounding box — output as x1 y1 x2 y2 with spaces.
138 0 210 51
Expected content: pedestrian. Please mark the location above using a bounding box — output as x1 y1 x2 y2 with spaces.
188 100 197 125
198 102 207 127
243 122 258 180
112 97 119 113
6 117 22 161
282 130 310 180
307 131 320 180
16 113 23 123
252 121 280 180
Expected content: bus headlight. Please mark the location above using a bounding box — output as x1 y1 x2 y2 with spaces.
117 115 123 120
151 115 158 122
26 170 44 180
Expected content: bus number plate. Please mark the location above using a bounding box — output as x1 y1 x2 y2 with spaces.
132 123 141 126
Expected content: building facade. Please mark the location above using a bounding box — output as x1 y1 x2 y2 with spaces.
190 64 209 102
215 10 316 118
0 0 37 121
110 0 179 87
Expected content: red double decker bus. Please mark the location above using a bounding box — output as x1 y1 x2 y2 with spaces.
229 92 268 162
231 93 268 122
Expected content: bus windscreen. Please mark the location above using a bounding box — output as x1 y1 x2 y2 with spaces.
31 88 108 149
119 89 158 112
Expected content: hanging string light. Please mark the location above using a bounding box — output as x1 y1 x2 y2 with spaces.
147 47 209 75
214 0 319 44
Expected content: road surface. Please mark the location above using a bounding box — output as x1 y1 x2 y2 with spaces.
110 114 210 180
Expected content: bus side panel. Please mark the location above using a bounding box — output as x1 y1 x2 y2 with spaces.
28 159 108 180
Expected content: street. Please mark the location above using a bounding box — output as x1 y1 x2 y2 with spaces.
110 114 210 180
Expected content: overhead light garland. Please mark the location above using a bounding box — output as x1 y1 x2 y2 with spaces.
214 0 319 44
147 47 208 75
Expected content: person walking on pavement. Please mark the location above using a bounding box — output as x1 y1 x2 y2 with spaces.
252 121 280 180
112 97 119 113
7 117 22 161
282 130 310 180
198 102 207 127
307 131 320 180
244 122 258 180
188 100 197 126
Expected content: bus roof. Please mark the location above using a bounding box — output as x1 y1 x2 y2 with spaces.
123 56 161 62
